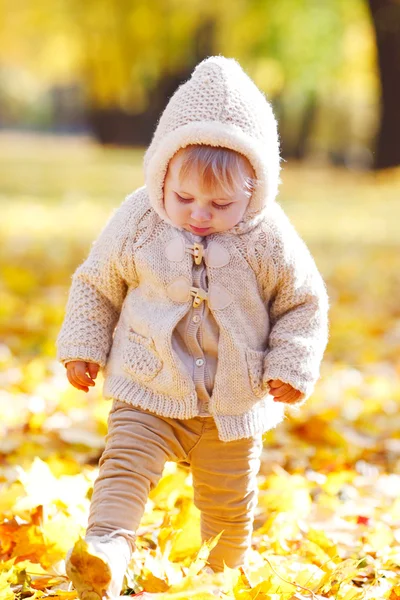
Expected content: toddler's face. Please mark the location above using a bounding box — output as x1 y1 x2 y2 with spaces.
163 150 251 236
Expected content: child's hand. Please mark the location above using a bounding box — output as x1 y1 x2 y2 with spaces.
66 361 100 393
267 379 303 403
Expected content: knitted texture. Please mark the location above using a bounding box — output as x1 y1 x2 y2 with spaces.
56 56 329 442
144 56 280 232
56 188 329 441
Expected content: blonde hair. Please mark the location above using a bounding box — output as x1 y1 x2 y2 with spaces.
177 145 257 199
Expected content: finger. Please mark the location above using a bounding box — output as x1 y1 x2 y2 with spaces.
88 362 99 380
267 381 286 395
270 383 292 398
69 367 91 391
66 361 85 374
268 379 284 388
67 368 89 392
274 389 301 403
73 363 95 387
285 390 303 403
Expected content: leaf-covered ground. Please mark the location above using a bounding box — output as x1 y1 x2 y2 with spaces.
1 134 400 599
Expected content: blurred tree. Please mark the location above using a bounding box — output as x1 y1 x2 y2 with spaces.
224 0 345 159
367 0 400 169
69 0 356 151
65 0 217 144
0 0 377 163
217 0 377 165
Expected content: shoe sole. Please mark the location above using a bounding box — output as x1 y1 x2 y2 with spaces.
66 542 113 600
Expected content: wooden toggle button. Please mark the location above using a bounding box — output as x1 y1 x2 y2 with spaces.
190 286 208 307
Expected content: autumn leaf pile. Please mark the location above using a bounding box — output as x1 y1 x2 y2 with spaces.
1 135 400 599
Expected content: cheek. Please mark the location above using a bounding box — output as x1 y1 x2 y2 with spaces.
221 204 244 222
165 197 187 223
215 202 247 228
234 201 249 222
164 194 176 213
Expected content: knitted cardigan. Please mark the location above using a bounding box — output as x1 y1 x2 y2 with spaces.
56 56 329 442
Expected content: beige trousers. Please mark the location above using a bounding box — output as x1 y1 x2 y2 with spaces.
86 399 263 572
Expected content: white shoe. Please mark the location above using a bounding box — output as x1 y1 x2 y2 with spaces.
65 531 133 600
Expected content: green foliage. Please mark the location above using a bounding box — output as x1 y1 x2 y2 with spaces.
0 0 375 107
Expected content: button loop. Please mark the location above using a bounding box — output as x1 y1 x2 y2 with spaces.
190 286 208 308
186 242 204 265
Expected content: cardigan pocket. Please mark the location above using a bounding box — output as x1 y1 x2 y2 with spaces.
245 347 267 398
122 328 163 382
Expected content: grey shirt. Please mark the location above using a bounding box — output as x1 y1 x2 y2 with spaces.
171 231 219 415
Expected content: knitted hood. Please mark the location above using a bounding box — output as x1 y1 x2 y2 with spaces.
143 55 281 234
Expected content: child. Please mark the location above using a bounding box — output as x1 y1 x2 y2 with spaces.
57 55 329 599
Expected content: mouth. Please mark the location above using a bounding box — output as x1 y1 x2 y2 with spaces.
189 225 211 234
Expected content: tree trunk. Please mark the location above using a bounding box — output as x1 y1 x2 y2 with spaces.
87 19 216 146
275 91 318 161
367 0 400 169
291 91 318 160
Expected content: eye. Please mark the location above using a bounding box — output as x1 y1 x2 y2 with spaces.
175 193 193 204
213 203 232 210
175 193 232 210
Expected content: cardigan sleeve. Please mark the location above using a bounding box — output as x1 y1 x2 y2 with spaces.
259 208 329 405
56 192 141 369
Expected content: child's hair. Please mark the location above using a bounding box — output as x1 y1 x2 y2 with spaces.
177 145 257 199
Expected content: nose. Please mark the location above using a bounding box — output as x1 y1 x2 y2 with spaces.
191 206 212 223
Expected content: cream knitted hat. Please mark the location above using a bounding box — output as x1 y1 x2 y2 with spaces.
144 55 281 233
